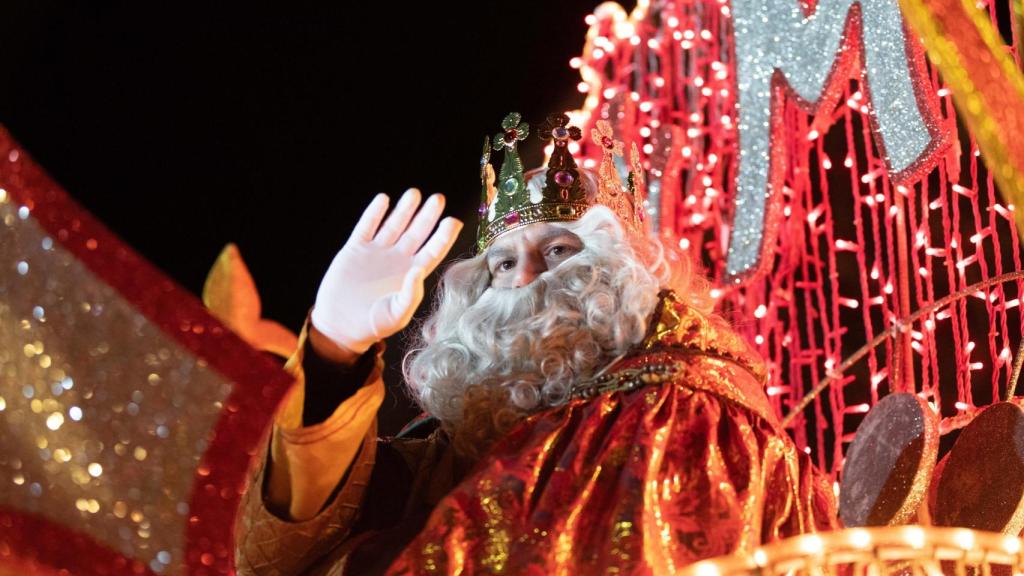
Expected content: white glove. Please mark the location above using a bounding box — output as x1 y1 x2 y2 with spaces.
311 188 463 356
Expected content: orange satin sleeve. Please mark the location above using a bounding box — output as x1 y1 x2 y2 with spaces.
265 316 386 521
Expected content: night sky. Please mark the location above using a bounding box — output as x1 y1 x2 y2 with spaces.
0 2 605 432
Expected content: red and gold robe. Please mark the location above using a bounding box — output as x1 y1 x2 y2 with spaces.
235 290 837 575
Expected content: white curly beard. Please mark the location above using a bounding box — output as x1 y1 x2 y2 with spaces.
402 207 669 458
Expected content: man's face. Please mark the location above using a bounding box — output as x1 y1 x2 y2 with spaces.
485 222 584 289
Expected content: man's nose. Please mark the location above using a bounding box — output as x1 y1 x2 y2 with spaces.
513 256 547 288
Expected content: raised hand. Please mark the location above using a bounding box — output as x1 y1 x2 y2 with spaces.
310 188 463 362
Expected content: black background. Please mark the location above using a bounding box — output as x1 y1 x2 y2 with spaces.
0 2 603 433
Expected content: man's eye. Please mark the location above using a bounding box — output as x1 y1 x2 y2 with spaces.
547 245 573 257
498 260 515 272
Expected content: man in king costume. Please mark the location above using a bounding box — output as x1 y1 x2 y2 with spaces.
234 113 837 575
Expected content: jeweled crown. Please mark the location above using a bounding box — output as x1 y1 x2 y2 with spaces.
476 112 646 251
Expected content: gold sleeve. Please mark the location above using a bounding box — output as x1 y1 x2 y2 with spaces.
234 319 385 575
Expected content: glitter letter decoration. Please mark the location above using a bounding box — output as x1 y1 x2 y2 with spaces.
728 0 945 279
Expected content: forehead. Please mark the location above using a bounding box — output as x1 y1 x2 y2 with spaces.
486 222 578 255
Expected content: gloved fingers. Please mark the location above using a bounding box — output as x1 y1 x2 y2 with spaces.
374 188 421 246
352 193 390 243
396 193 446 255
414 217 464 274
387 266 426 333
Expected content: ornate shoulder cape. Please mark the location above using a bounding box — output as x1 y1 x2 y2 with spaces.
574 289 772 422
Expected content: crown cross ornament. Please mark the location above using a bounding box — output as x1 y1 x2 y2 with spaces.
477 112 647 251
539 114 585 202
492 112 528 198
592 120 645 235
592 119 625 203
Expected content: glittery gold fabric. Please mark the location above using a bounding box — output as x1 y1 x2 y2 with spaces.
0 125 294 575
0 179 233 572
387 291 836 574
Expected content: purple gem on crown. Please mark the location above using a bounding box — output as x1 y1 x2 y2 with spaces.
554 170 574 187
504 212 520 225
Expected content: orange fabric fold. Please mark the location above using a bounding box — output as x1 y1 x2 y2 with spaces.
267 316 386 521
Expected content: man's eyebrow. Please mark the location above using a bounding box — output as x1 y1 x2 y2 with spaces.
538 228 582 244
486 247 515 261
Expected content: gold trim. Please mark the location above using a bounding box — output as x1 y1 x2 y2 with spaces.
479 202 591 249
